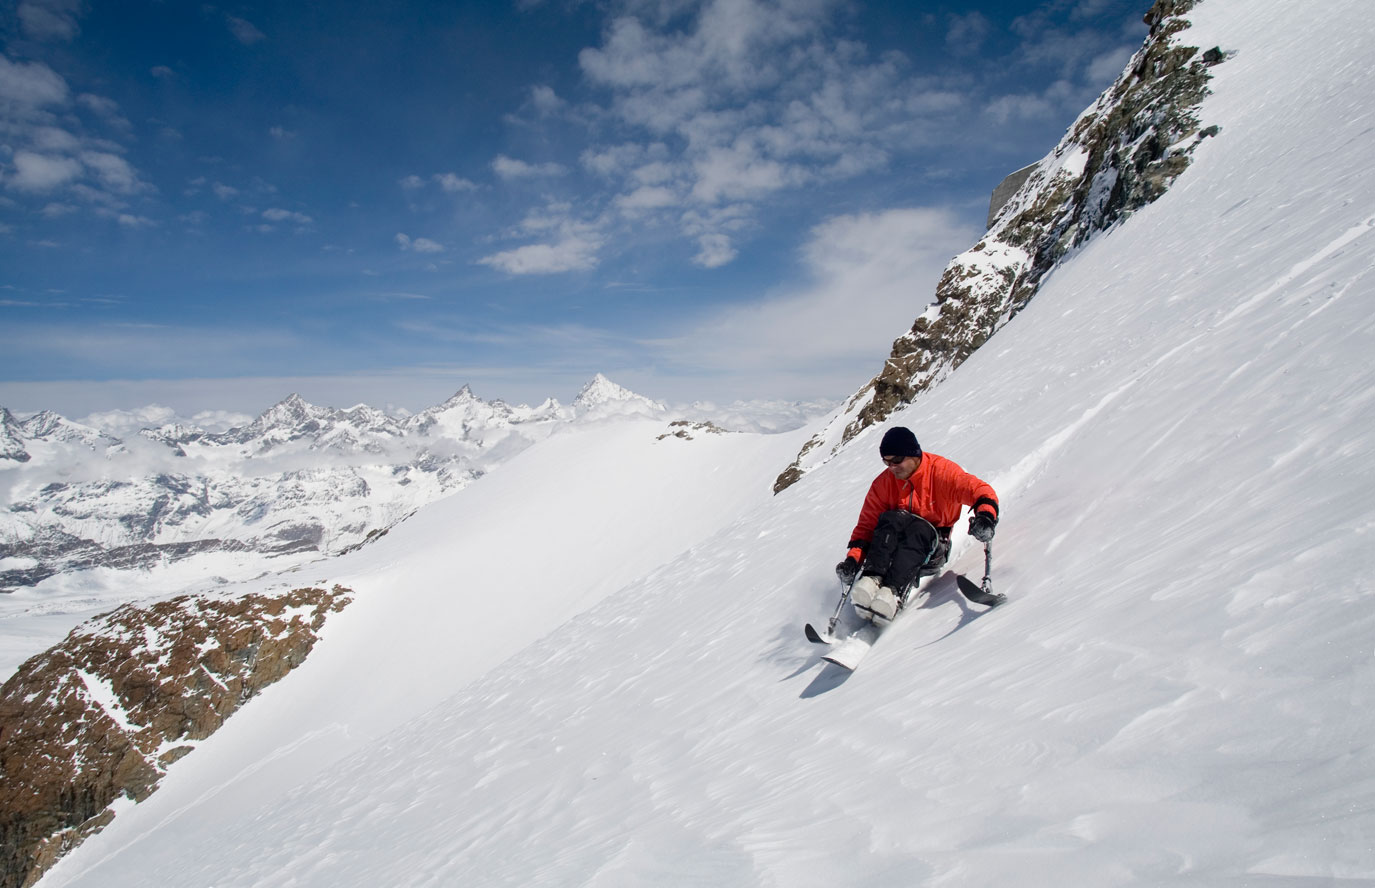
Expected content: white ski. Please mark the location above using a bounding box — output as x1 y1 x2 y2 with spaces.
821 623 880 671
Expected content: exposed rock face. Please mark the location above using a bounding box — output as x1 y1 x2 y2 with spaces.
656 420 730 441
0 584 353 888
774 0 1224 493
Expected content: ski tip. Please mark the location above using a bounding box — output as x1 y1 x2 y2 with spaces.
956 575 1006 608
804 623 832 645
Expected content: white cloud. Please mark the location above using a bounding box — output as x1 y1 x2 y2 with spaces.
116 213 156 229
7 151 83 191
530 85 564 115
396 233 445 253
68 182 124 208
77 93 130 128
563 0 970 265
1087 45 1134 85
615 184 679 215
0 55 69 107
946 11 991 52
984 92 1056 124
582 143 651 178
690 140 792 205
151 65 176 80
692 233 736 268
227 16 267 45
80 150 144 194
651 207 978 380
0 55 155 212
212 182 239 200
17 0 84 41
401 172 477 193
477 209 603 274
29 125 81 152
492 155 568 179
478 241 598 274
433 173 477 192
262 208 313 224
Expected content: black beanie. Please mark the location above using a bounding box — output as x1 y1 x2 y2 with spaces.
879 426 921 459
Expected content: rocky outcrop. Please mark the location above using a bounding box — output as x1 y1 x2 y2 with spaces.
0 584 353 888
656 420 730 441
774 0 1225 493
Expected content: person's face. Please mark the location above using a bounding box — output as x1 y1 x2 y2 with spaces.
883 454 919 480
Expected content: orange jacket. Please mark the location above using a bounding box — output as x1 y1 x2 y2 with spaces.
848 452 999 553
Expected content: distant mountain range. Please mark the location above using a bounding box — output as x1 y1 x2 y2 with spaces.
0 375 668 591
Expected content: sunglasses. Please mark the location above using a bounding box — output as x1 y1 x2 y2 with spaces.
882 454 908 466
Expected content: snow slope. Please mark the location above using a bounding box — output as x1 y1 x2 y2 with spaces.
42 1 1375 884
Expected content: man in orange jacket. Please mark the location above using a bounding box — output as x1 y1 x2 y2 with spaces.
836 426 999 621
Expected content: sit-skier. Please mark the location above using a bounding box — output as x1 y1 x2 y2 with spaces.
835 427 1000 621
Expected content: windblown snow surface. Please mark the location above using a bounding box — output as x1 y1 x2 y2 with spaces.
40 2 1375 885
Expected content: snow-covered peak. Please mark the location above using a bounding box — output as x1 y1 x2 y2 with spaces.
436 385 480 409
250 393 324 434
202 394 406 455
1 407 30 462
571 374 666 418
0 408 124 469
17 411 118 450
406 386 513 438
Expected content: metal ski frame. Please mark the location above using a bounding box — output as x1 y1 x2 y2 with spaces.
824 573 859 638
979 540 994 598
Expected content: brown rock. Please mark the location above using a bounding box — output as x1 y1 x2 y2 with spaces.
0 584 353 888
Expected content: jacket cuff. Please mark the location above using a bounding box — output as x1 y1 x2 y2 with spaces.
974 496 999 521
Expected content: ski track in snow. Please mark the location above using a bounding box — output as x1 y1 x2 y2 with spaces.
33 1 1375 885
1218 213 1375 325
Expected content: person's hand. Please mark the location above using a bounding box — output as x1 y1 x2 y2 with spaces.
835 556 860 583
968 512 997 543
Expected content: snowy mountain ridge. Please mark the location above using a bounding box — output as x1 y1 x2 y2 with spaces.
0 376 674 593
0 409 122 464
571 372 667 416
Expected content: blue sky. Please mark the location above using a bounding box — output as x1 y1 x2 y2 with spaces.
1 0 1147 417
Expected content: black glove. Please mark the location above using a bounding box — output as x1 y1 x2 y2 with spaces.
968 512 997 543
835 556 860 583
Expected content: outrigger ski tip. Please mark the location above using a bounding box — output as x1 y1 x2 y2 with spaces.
956 574 1007 608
